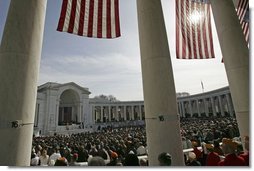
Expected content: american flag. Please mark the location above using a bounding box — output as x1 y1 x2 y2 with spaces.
175 0 215 59
57 0 121 38
236 0 249 45
221 0 249 63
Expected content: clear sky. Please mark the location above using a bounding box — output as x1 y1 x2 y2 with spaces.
0 0 251 101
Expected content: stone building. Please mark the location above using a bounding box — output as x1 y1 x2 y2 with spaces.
34 82 235 135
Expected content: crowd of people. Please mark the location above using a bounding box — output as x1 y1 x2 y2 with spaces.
30 117 249 166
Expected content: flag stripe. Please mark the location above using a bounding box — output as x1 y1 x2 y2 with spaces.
244 22 249 43
97 0 103 38
78 0 86 36
73 0 81 35
184 0 189 58
83 0 90 37
87 0 94 37
237 0 248 24
207 4 214 58
114 0 121 37
191 2 198 59
201 5 209 56
236 0 249 46
175 0 181 58
63 0 72 32
188 0 194 59
106 0 112 38
175 0 215 59
111 1 116 38
199 4 206 58
57 0 120 39
92 0 99 37
68 0 77 33
57 0 68 31
102 0 107 37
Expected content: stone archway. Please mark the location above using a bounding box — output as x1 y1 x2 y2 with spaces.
58 89 80 126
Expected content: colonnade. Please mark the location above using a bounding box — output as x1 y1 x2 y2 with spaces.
91 87 235 124
177 93 234 118
92 104 145 123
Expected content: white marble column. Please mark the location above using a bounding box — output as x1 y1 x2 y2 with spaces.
226 94 233 116
123 106 127 121
181 102 185 118
203 99 209 117
210 97 217 117
136 0 184 165
78 102 82 122
116 106 119 121
139 105 142 120
0 0 47 166
107 106 110 122
111 106 115 121
196 100 201 117
100 106 103 122
96 107 100 122
188 101 193 117
218 96 225 116
210 0 249 142
177 102 181 117
56 100 60 126
92 106 95 123
131 106 134 120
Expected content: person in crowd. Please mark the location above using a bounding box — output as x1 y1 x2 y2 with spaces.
107 151 119 166
136 142 147 156
218 138 246 166
186 152 201 166
39 149 49 166
123 153 140 166
158 152 172 166
192 141 202 161
139 158 148 166
77 146 89 162
182 137 192 150
30 152 39 166
213 140 224 156
205 144 221 166
88 156 105 166
197 142 208 166
54 157 68 166
69 153 79 166
49 148 61 166
97 145 110 164
239 136 249 166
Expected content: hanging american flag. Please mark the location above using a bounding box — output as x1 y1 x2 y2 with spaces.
221 0 249 63
236 0 249 45
175 0 215 59
57 0 121 38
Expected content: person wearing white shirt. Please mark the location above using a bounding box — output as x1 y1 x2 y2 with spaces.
49 148 62 166
39 149 49 166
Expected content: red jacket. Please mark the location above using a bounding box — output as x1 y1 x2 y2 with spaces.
218 153 246 166
193 147 202 159
206 152 220 166
239 152 249 166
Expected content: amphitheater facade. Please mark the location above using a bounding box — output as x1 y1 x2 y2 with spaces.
34 82 235 135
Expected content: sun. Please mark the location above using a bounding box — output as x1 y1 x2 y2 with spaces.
189 10 204 24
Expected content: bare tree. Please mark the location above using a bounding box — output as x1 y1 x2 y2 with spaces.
176 92 190 97
94 94 120 102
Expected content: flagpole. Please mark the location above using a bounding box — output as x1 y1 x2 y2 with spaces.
210 0 249 144
136 0 184 166
0 0 47 166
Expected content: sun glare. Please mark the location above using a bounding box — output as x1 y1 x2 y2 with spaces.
190 10 203 24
